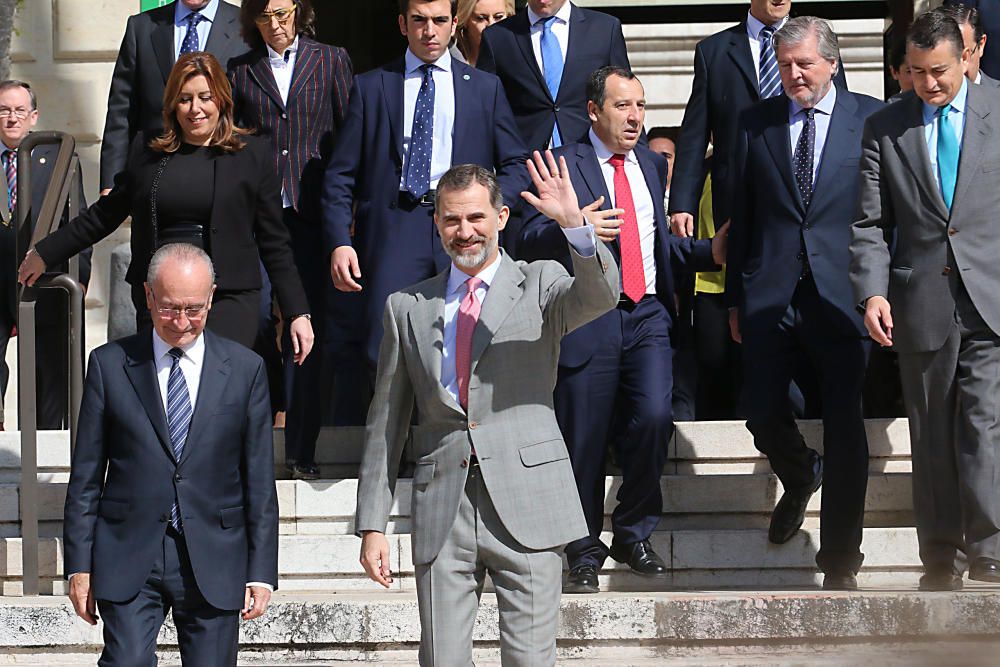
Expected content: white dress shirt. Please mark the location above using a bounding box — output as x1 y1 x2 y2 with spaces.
589 129 657 294
922 78 968 190
526 2 572 78
746 12 788 83
174 0 219 58
788 84 837 187
441 228 596 405
400 48 456 191
267 35 300 208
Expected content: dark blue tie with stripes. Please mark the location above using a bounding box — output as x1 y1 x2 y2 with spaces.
166 347 192 532
758 25 782 99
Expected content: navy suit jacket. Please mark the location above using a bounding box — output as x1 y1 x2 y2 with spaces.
519 140 717 367
320 55 529 260
671 22 848 225
726 90 883 338
63 331 278 611
945 0 1000 79
477 5 631 151
230 37 353 222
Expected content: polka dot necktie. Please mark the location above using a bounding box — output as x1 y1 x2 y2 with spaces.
403 64 435 199
758 26 782 100
792 108 816 208
180 12 204 56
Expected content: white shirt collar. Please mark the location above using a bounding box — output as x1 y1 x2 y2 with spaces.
405 47 452 75
746 11 787 40
975 71 983 85
266 34 299 63
790 83 837 117
175 0 220 26
152 328 206 366
527 1 572 27
447 250 503 296
589 128 638 165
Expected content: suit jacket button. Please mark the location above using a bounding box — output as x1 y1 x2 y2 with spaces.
942 266 952 275
281 149 289 156
460 459 468 468
948 228 958 236
174 473 182 481
469 421 478 429
554 106 560 112
281 113 288 120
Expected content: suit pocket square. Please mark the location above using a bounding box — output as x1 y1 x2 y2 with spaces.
220 505 246 528
518 439 569 467
97 498 129 521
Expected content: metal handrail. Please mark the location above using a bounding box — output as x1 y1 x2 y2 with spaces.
15 131 86 597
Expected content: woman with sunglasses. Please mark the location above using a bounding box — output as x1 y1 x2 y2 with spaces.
18 52 314 364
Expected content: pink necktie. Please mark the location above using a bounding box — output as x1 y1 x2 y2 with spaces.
455 276 483 411
609 154 646 303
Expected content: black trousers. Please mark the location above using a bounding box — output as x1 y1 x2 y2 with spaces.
741 276 871 573
97 528 239 666
692 291 742 420
557 297 674 568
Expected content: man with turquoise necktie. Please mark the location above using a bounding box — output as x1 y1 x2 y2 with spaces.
850 10 1000 592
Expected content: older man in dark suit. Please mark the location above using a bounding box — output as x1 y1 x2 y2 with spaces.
101 0 248 192
727 18 883 591
64 243 278 665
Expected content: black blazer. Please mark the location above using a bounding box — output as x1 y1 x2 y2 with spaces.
519 139 717 367
0 143 92 326
727 90 884 338
63 331 278 610
670 21 848 224
36 134 309 317
477 4 631 151
230 36 354 221
100 0 248 189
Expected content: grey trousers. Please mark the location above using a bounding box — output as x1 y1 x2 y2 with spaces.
415 464 563 667
898 282 1000 571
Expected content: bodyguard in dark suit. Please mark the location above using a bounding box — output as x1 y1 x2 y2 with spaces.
945 0 1000 78
937 3 1000 89
64 244 278 666
321 0 529 369
230 0 354 478
101 0 248 190
851 12 1000 591
669 0 849 237
727 18 881 590
0 80 92 430
520 67 726 593
477 0 631 151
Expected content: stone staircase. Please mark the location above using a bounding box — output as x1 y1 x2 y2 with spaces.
1 419 998 663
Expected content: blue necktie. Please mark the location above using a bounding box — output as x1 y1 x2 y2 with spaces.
758 26 782 99
937 104 960 211
166 348 192 532
180 12 204 56
792 108 816 208
403 64 435 199
539 16 564 147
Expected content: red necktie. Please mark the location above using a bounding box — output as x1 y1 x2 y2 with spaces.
455 276 483 411
609 154 646 303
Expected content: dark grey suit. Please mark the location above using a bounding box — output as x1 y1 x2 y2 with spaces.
850 82 1000 570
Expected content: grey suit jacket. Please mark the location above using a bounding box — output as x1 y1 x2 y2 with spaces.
850 83 1000 353
356 244 619 565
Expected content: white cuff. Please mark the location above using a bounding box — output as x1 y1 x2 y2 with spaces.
246 582 274 592
561 223 597 257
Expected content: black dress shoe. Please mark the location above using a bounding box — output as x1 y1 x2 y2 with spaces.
609 539 668 577
919 568 963 592
293 463 321 480
822 570 858 591
563 564 599 594
969 557 1000 583
769 464 823 545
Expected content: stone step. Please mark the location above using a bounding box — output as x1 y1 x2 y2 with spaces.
0 419 913 480
0 527 922 595
2 588 1000 664
0 472 915 538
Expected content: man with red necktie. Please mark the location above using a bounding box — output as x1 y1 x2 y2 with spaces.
520 66 729 594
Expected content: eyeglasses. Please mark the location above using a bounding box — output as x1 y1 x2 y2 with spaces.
0 108 31 120
150 290 211 320
254 4 297 25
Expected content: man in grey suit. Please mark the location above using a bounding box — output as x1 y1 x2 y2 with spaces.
850 11 1000 592
356 158 619 665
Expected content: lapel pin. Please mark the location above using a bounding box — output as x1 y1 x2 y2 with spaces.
39 157 46 165
463 74 471 81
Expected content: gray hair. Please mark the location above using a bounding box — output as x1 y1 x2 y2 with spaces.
435 164 504 213
147 243 215 285
0 80 37 111
773 16 841 64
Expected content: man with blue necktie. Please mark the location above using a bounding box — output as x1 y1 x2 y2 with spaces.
727 17 882 591
322 0 528 375
851 10 1000 592
101 0 247 192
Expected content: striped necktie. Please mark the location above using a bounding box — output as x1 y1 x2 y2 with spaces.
166 347 192 532
758 26 782 99
2 149 16 213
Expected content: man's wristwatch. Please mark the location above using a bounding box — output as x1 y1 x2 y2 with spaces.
290 313 311 321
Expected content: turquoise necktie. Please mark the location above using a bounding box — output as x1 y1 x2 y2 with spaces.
937 104 959 210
